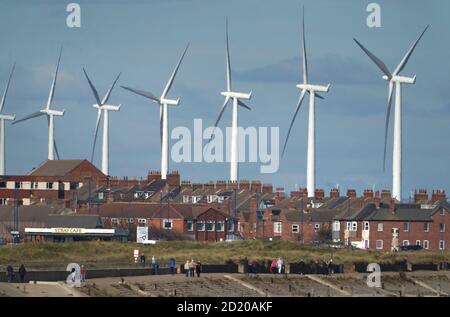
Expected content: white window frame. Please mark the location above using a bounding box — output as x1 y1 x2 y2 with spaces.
423 240 429 250
187 220 194 231
403 240 410 246
15 181 23 189
377 223 383 232
206 221 215 232
216 221 225 232
227 222 234 232
137 218 147 224
274 222 282 234
111 218 119 224
440 208 445 216
440 223 445 233
376 240 383 250
416 240 421 246
363 221 370 231
163 219 173 230
333 221 340 231
182 195 190 203
0 198 7 205
98 192 104 200
292 224 299 233
351 221 357 232
31 182 38 189
45 182 53 189
439 240 445 250
424 223 430 232
197 221 205 232
127 218 134 224
403 222 409 232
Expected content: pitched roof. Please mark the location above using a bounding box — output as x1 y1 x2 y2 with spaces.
0 204 68 223
46 215 103 228
28 160 87 177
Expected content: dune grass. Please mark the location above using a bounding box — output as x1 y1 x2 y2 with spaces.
0 240 449 270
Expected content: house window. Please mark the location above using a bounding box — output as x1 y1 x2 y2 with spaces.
0 198 7 205
0 181 6 188
423 240 429 250
111 218 119 224
314 223 320 232
70 182 78 190
292 224 299 233
138 218 147 224
197 221 205 231
416 240 421 246
403 223 409 232
227 221 234 232
216 221 225 232
46 182 53 189
403 240 410 246
363 222 370 231
127 218 134 224
206 221 214 231
440 223 445 233
192 196 200 204
439 240 445 250
274 222 282 234
351 222 357 231
187 220 193 231
163 219 173 230
377 223 383 232
31 182 38 189
333 221 340 231
424 223 429 232
98 192 104 200
15 182 22 189
440 208 445 216
238 222 243 232
376 240 383 250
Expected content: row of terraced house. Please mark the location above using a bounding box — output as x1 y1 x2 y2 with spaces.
0 160 449 251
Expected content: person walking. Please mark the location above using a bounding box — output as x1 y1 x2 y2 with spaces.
195 261 202 278
277 258 284 274
18 264 27 283
184 260 190 277
140 254 146 267
326 258 333 275
6 265 14 283
189 259 196 278
270 259 277 274
152 256 158 275
169 257 176 275
80 264 86 282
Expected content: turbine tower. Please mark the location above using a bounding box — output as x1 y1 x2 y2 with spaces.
209 18 252 182
121 44 188 180
0 63 16 175
12 48 65 160
354 25 429 201
282 8 330 197
83 69 122 176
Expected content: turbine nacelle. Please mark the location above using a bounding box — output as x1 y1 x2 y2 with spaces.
0 114 15 121
382 75 416 84
220 91 252 100
40 109 64 116
296 83 330 93
92 104 121 111
160 98 180 106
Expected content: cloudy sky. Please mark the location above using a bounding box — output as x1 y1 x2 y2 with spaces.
0 0 449 200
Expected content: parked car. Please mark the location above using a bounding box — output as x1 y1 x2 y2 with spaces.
400 245 423 251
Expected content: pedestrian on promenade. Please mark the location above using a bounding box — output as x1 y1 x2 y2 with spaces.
140 254 146 267
189 259 196 277
6 265 14 283
18 264 27 283
152 256 158 275
169 257 176 274
195 261 202 278
80 264 86 282
270 259 277 274
184 260 190 277
277 258 284 274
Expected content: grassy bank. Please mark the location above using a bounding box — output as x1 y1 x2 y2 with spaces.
0 240 449 270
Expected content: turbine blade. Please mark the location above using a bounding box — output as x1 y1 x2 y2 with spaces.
54 139 60 160
282 89 307 156
206 97 230 145
121 86 160 103
161 44 189 99
393 25 429 76
302 6 308 84
383 81 395 171
101 72 122 105
11 111 45 125
83 68 102 106
0 62 15 113
159 104 163 149
226 17 232 92
354 38 392 79
91 108 102 162
237 99 251 110
46 47 63 110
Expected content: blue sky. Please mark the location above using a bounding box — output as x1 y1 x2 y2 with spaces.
1 0 449 199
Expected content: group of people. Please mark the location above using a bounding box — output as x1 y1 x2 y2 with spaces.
184 259 202 277
269 258 285 274
5 264 27 283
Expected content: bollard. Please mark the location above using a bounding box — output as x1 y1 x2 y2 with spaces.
271 278 273 284
401 286 405 297
327 286 331 297
174 289 177 296
154 283 157 290
289 284 292 292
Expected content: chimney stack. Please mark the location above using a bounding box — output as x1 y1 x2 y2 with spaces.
147 171 161 182
250 180 262 193
374 190 381 208
314 188 325 201
216 180 227 190
275 187 285 207
262 183 273 194
330 188 340 199
431 189 446 204
381 189 391 201
347 189 357 198
180 181 192 191
239 180 250 191
228 180 238 190
414 189 428 203
363 189 374 200
204 181 215 190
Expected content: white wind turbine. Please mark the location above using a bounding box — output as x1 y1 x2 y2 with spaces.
354 25 429 201
121 44 189 180
12 48 65 161
83 69 122 176
208 18 252 182
282 8 330 197
0 63 16 175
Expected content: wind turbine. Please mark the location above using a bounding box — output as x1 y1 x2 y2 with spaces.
282 8 330 198
354 25 429 201
208 18 252 182
83 69 122 176
12 48 65 161
121 44 189 180
0 63 16 175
